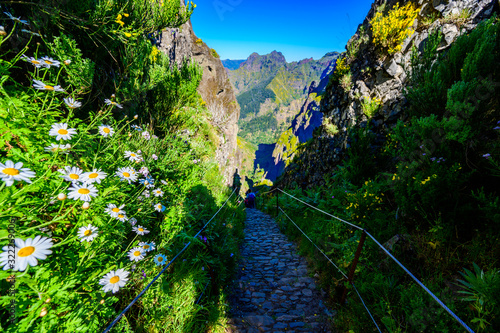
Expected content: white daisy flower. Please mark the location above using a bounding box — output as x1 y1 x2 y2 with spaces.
78 224 98 242
40 56 61 68
0 236 53 271
20 29 40 37
116 167 138 184
81 169 107 184
58 166 83 183
139 241 155 252
63 97 82 109
154 203 165 212
124 151 142 162
49 123 77 141
133 225 150 235
4 12 29 25
104 99 123 109
44 143 71 154
98 125 115 137
67 183 98 202
115 213 128 222
99 269 129 293
33 80 64 92
152 188 164 197
0 160 36 187
23 56 44 68
104 203 125 218
128 247 145 262
161 180 167 185
129 218 137 226
154 254 167 266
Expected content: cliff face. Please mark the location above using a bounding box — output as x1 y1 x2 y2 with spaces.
157 7 241 186
279 0 497 188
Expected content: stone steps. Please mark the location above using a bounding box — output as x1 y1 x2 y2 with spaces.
226 209 334 332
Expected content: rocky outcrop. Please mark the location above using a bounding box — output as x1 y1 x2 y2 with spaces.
157 2 240 186
279 0 497 189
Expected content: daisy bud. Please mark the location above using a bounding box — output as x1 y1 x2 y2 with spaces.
45 298 51 303
134 115 138 119
138 208 142 212
100 299 105 304
57 193 67 201
124 115 128 118
128 133 132 137
82 202 90 210
40 307 48 317
0 26 6 37
111 94 115 98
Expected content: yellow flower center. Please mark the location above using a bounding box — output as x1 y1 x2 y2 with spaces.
84 230 92 236
58 128 68 135
44 85 54 90
44 60 53 64
123 172 130 177
133 251 141 256
18 246 35 257
131 153 136 157
69 174 79 180
78 188 90 194
88 173 98 179
103 128 110 134
3 168 19 176
158 257 163 262
112 208 120 213
138 228 144 232
110 276 120 284
118 214 124 219
143 245 150 249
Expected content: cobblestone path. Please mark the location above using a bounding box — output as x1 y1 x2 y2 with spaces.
227 209 334 333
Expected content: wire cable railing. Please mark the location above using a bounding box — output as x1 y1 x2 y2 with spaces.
279 207 383 333
274 187 475 333
102 188 237 333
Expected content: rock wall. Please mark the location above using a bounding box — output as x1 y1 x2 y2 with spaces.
279 0 497 188
157 2 241 186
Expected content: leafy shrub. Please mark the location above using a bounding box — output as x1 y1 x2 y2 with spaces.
340 71 352 91
370 2 419 55
331 56 350 83
457 263 500 332
210 48 220 58
360 96 382 118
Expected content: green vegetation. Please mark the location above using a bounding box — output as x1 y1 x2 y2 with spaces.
324 118 340 136
370 2 419 55
360 96 382 118
238 112 279 145
210 48 220 59
265 16 500 333
0 3 246 332
274 129 300 167
236 77 276 119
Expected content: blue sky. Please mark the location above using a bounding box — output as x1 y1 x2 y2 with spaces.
190 0 374 62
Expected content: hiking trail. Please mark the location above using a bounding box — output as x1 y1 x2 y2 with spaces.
226 209 334 332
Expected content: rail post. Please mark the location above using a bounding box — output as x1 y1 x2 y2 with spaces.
276 189 279 217
340 229 367 305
